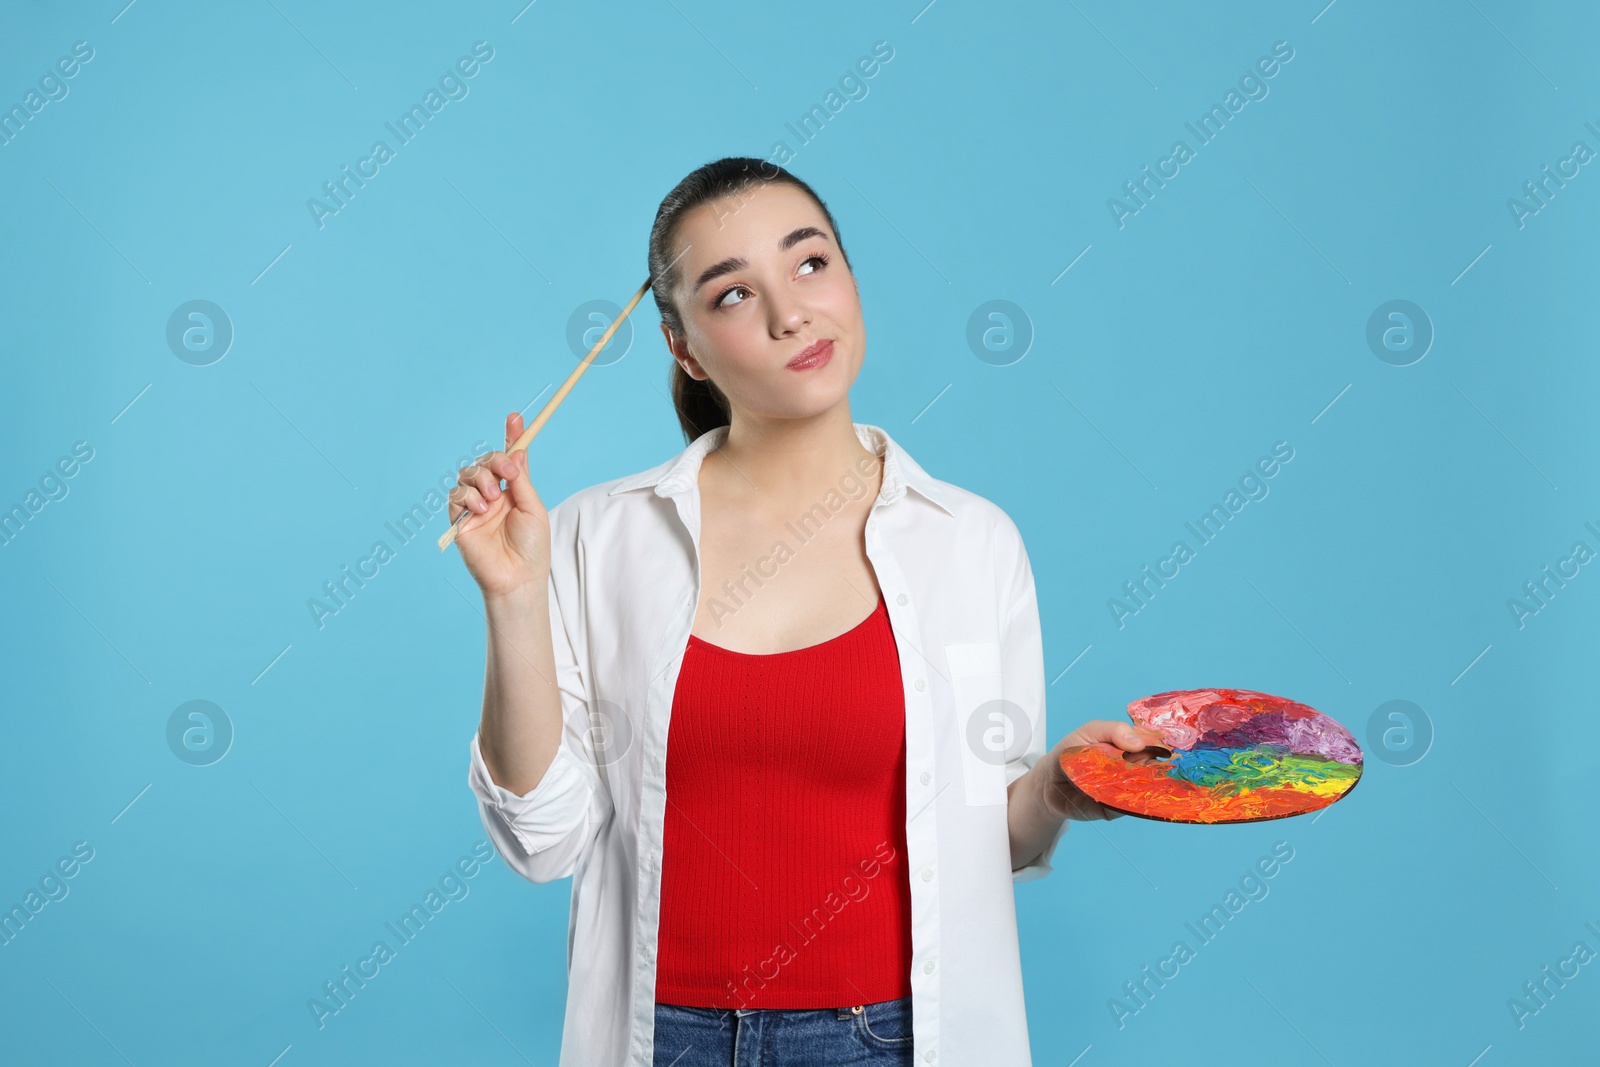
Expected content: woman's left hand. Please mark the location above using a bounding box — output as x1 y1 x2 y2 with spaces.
1039 720 1168 822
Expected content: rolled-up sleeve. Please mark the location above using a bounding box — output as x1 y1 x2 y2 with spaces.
997 515 1065 883
468 731 601 882
467 504 612 884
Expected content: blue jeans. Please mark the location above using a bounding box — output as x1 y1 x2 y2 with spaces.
653 996 914 1065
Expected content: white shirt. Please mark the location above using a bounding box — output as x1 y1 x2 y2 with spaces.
466 421 1066 1066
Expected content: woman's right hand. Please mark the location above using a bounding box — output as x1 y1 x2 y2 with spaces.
449 411 551 600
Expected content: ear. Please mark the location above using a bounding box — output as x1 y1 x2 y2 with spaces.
659 321 707 381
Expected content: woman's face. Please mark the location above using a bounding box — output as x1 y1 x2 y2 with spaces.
661 181 863 422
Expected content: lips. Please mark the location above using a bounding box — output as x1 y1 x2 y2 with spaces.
787 339 833 369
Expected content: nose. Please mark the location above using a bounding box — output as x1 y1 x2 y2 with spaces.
765 286 809 337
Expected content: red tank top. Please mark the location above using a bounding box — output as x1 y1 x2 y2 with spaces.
654 592 914 1008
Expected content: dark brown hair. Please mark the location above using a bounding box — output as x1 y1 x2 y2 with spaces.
647 157 851 445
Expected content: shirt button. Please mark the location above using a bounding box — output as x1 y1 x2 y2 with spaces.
925 1052 936 1062
896 593 908 606
914 678 926 692
921 867 933 881
868 520 878 533
919 771 931 785
923 960 936 974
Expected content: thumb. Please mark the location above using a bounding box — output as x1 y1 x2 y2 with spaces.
1112 722 1164 751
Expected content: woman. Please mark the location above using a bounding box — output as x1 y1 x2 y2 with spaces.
452 158 1163 1067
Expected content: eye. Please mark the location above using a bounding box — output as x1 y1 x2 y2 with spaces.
711 253 831 310
714 283 751 310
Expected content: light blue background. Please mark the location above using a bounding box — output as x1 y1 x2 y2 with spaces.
2 1 1596 1064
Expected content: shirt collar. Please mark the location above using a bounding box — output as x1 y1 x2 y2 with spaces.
606 421 954 517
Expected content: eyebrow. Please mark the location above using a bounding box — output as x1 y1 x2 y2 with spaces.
691 226 832 294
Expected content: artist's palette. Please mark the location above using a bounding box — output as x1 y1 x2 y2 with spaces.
1058 688 1362 824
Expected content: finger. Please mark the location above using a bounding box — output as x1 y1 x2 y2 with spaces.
484 450 523 499
1045 775 1103 822
505 410 525 452
1088 720 1164 752
496 447 540 515
1066 719 1131 748
462 453 507 503
449 485 488 523
1135 726 1169 751
1110 722 1154 751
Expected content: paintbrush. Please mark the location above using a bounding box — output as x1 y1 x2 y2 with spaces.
437 276 652 552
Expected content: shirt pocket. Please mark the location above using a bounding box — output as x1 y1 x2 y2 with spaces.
945 641 1010 806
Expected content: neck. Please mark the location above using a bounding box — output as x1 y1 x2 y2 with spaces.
711 406 879 500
